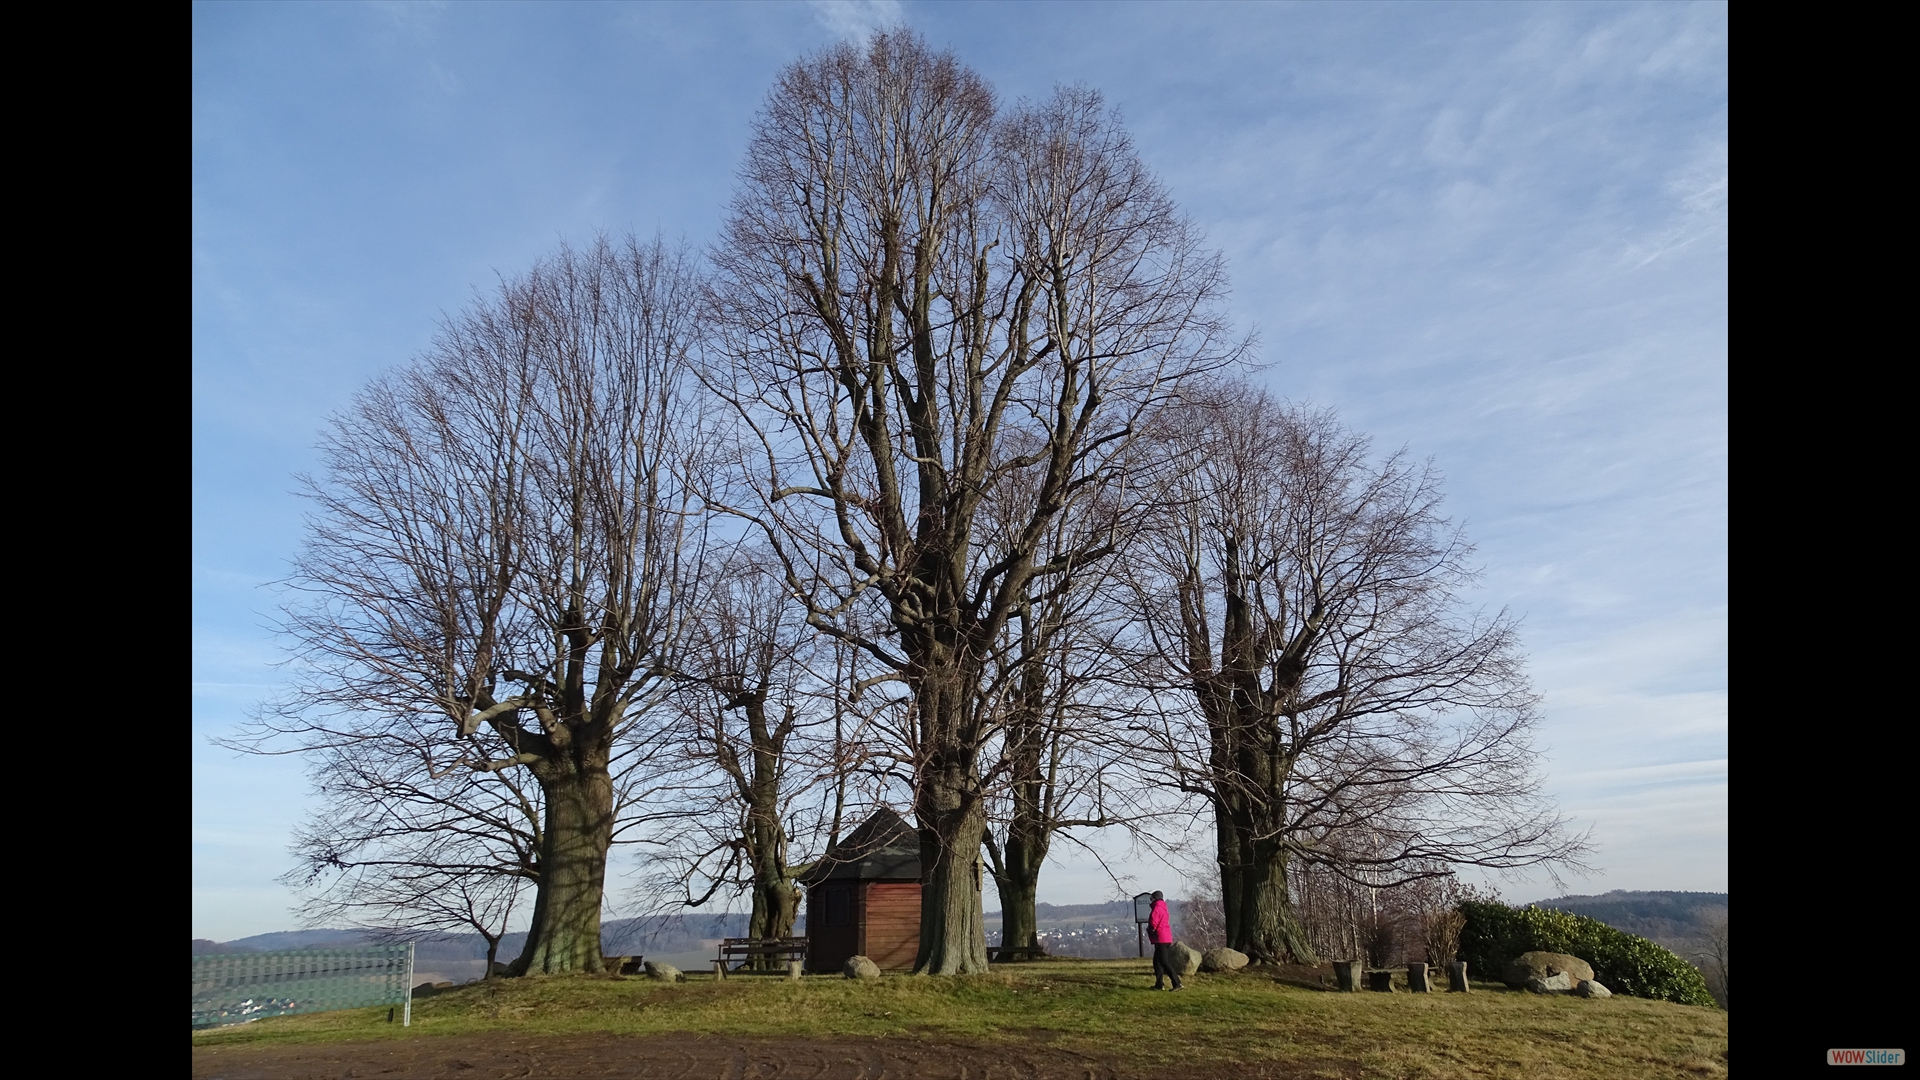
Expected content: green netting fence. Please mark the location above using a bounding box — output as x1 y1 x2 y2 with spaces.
192 943 415 1029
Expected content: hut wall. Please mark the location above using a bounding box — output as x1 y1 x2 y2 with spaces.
863 882 921 970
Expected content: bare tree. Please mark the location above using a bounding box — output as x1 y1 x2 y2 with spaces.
1176 891 1228 952
706 32 1240 973
295 857 525 979
963 452 1148 956
648 544 887 954
684 545 812 946
978 583 1132 956
632 556 903 955
243 234 711 975
1128 383 1586 963
1695 906 1728 1008
1422 896 1468 970
280 729 539 976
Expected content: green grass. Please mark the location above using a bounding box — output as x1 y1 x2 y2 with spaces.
191 958 1727 1079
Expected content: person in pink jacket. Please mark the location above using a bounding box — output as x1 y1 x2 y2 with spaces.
1148 890 1183 990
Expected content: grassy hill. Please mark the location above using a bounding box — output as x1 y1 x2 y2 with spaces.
190 957 1727 1080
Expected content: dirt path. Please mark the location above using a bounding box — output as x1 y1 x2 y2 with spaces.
192 1032 1346 1079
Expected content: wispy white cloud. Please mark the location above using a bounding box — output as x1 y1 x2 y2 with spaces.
808 0 904 42
1626 138 1727 267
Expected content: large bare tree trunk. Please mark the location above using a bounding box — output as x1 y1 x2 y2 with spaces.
1238 836 1316 963
1216 800 1247 949
745 774 799 948
513 756 614 974
915 769 990 974
913 670 991 975
991 870 1041 954
744 716 800 960
988 733 1050 955
988 785 1051 954
986 634 1053 956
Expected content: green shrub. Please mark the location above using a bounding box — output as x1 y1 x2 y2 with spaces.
1457 900 1716 1008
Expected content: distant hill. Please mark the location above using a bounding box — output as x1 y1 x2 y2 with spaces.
200 893 1726 964
192 912 753 964
195 902 1160 966
1525 890 1727 944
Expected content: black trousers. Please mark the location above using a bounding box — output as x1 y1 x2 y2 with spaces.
1152 942 1182 988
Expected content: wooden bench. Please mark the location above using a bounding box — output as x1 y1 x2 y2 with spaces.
713 937 808 974
987 944 1048 964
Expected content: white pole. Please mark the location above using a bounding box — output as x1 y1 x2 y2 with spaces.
403 942 414 1027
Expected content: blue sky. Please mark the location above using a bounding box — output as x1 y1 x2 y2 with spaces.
193 1 1727 940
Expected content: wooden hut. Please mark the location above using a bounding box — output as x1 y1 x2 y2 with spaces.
799 808 921 972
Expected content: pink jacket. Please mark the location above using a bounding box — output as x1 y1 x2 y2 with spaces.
1149 899 1172 944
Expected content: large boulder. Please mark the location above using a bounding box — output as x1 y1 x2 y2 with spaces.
643 960 684 983
1200 948 1250 973
1165 942 1202 977
1576 979 1612 999
843 955 881 980
1503 951 1594 989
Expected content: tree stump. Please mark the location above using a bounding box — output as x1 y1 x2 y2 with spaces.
1367 970 1395 992
1448 960 1469 992
786 961 803 980
1407 962 1430 993
1334 960 1362 992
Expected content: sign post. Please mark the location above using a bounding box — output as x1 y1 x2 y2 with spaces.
1133 892 1155 958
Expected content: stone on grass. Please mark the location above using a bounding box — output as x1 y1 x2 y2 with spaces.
643 961 684 983
1447 960 1470 992
1165 942 1202 977
1526 972 1574 994
1576 979 1612 998
1200 948 1250 972
1503 951 1595 988
1407 962 1431 992
844 955 881 980
1334 960 1362 992
1367 970 1396 992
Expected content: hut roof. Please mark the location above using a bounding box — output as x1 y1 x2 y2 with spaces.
798 807 920 885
